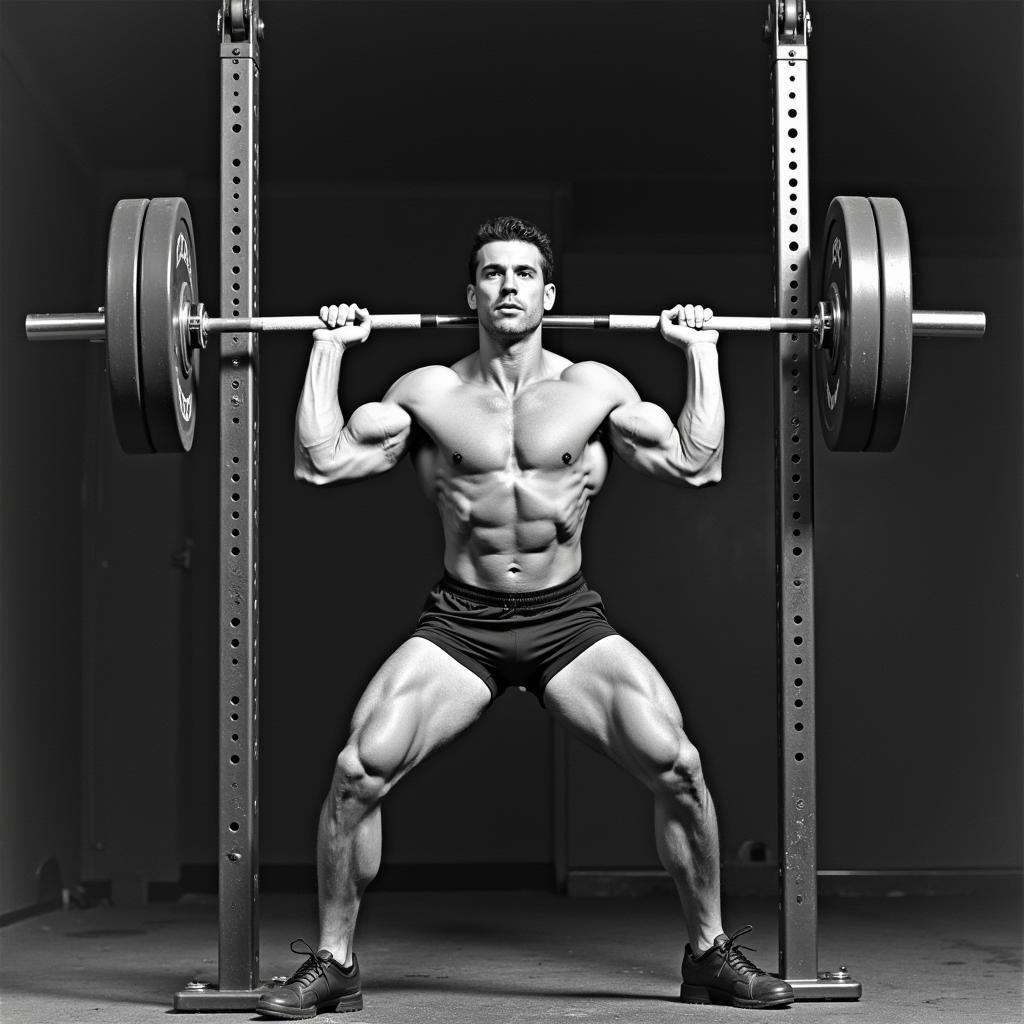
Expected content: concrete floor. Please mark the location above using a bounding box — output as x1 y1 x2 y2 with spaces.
1 887 1021 1023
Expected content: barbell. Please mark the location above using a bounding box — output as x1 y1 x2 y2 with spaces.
25 195 985 455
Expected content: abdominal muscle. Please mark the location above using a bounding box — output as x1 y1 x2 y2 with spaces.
414 439 607 593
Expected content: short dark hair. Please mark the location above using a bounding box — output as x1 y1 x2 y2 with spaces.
468 216 555 284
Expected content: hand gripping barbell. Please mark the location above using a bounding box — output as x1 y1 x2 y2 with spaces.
25 195 985 455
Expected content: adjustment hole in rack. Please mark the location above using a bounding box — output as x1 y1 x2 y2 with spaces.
794 753 804 762
230 755 240 765
795 723 804 731
229 821 239 831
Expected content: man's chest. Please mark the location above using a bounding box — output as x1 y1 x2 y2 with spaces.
413 380 611 473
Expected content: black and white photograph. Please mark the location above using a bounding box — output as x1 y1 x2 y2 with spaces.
0 1 1020 1022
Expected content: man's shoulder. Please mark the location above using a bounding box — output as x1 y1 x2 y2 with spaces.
561 359 636 396
388 363 462 401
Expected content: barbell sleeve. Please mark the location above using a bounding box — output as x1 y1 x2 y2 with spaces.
24 312 107 342
24 307 986 344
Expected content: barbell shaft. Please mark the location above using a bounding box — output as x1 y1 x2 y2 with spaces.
202 313 820 334
24 308 986 343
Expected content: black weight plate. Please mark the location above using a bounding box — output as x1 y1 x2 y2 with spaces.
106 198 154 453
138 197 200 453
865 197 913 452
816 196 882 451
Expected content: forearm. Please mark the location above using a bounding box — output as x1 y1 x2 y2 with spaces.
676 342 724 469
295 340 346 475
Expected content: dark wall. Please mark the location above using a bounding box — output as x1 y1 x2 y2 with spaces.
0 31 96 916
0 1 1019 907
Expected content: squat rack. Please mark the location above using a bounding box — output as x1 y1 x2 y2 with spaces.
174 0 858 1009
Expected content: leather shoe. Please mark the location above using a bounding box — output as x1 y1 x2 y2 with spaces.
256 940 362 1019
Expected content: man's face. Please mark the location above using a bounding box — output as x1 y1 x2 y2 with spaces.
467 240 556 340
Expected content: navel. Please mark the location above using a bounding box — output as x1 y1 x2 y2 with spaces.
562 452 572 465
452 452 463 464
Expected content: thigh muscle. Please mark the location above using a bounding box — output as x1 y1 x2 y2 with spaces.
543 635 688 785
343 637 492 789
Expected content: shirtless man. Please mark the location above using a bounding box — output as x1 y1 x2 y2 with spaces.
256 216 794 1018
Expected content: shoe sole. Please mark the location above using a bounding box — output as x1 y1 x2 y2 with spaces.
680 983 794 1009
255 992 364 1018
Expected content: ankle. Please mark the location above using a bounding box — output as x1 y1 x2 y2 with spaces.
692 931 724 957
317 943 351 967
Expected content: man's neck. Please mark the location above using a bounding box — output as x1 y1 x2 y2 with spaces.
474 329 550 396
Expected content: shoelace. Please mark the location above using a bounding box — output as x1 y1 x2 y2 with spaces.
713 925 766 979
284 938 333 986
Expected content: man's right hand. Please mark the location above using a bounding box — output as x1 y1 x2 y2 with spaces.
313 303 372 348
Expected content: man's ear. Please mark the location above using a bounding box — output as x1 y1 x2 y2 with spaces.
543 282 556 311
467 284 477 310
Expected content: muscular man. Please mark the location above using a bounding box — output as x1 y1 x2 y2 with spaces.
256 217 794 1018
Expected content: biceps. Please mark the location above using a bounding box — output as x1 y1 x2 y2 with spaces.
609 401 718 485
302 401 412 482
340 401 412 470
609 401 677 461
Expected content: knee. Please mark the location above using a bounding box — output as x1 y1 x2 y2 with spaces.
655 737 707 806
330 743 389 811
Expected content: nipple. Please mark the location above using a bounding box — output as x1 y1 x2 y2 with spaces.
453 453 463 464
562 452 572 464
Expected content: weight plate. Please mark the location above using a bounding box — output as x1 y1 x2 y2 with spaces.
865 197 913 452
138 197 200 453
106 198 154 453
815 196 882 451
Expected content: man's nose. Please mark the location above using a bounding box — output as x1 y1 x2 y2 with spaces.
500 271 517 292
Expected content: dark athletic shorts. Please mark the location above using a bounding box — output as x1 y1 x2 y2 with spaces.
411 570 619 705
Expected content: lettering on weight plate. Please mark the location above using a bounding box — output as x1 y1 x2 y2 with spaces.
176 232 192 275
177 378 193 422
831 235 842 269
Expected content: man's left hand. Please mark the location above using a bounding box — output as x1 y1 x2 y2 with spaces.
659 304 719 350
